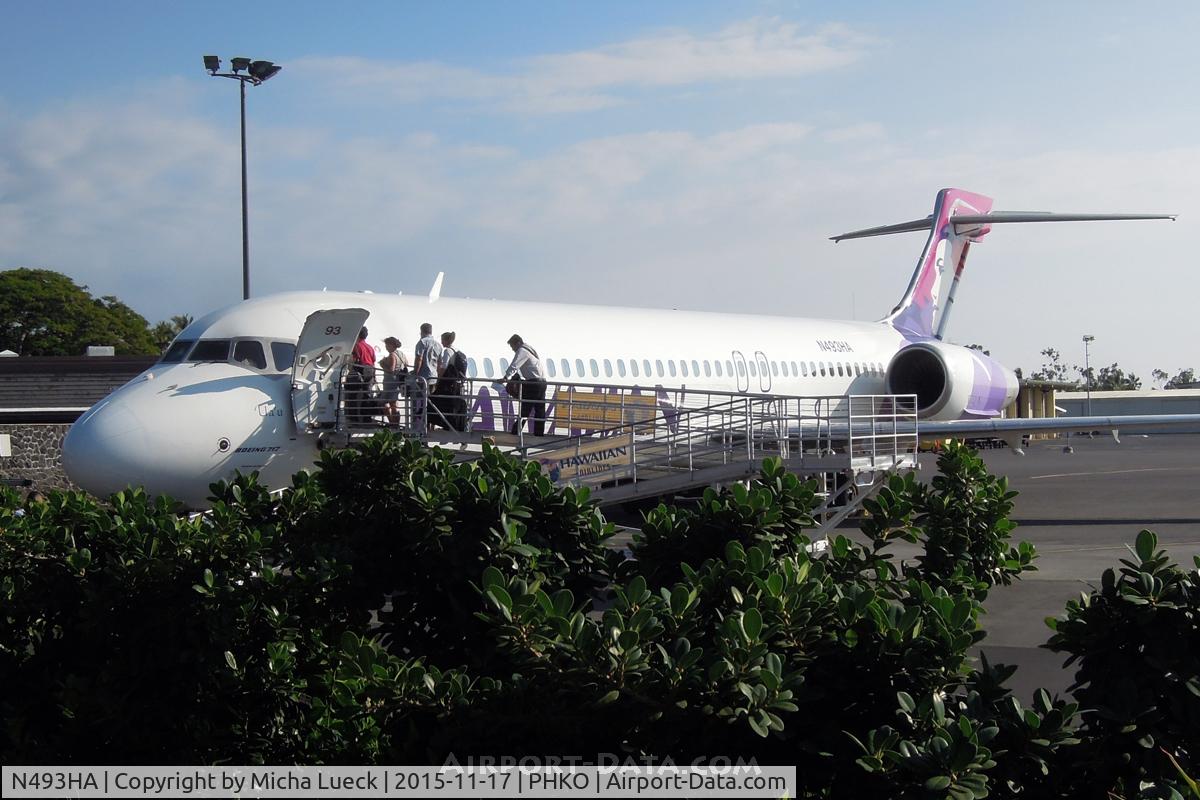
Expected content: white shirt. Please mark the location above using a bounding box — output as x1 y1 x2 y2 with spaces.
438 346 456 374
414 335 443 380
504 345 545 381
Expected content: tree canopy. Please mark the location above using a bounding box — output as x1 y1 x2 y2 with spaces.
0 268 179 356
1027 347 1144 390
1152 368 1197 390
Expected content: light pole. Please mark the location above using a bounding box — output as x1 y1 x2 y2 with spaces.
203 56 282 300
1082 335 1095 416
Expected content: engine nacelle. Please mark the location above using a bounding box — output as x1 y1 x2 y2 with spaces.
885 341 1019 421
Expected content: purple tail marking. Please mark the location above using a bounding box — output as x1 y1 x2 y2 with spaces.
887 188 994 338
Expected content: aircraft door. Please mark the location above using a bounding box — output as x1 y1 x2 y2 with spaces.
291 308 370 433
731 350 749 393
754 351 772 392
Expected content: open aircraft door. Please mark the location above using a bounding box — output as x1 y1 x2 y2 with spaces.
291 308 370 433
754 351 772 392
731 350 750 393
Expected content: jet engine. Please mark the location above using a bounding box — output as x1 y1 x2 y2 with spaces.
885 341 1019 421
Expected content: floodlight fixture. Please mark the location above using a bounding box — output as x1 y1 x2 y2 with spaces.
248 60 282 83
202 54 282 300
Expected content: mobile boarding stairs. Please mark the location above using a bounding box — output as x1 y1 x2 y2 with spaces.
304 368 919 537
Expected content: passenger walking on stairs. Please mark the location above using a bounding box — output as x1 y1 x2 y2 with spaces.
379 336 407 425
502 334 547 436
349 327 377 425
432 331 468 431
412 323 443 432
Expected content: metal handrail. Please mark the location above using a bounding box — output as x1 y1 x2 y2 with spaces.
327 364 918 496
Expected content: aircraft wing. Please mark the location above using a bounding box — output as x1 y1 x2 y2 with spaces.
911 414 1200 448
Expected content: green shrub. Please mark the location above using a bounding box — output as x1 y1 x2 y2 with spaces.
1045 529 1199 797
4 430 1194 796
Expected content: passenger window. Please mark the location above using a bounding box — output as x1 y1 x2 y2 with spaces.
161 339 194 362
736 361 746 377
643 359 652 376
500 358 510 374
771 361 779 376
270 342 296 372
704 360 712 377
603 359 612 378
691 359 700 376
546 358 557 378
749 362 757 377
668 360 677 378
484 358 494 377
630 359 639 378
233 340 267 370
792 361 799 376
467 358 478 378
726 360 733 376
679 360 687 378
781 362 789 377
576 358 586 377
819 363 826 377
801 362 808 377
617 359 626 378
188 339 231 362
561 359 571 378
655 360 664 378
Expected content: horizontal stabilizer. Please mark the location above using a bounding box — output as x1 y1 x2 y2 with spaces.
832 211 1176 242
830 216 932 242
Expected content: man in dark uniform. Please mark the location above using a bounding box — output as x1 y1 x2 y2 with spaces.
502 334 547 436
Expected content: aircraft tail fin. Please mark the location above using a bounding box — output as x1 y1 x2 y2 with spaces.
830 189 1175 340
882 188 993 339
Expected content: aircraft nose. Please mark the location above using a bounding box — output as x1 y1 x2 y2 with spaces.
62 398 149 498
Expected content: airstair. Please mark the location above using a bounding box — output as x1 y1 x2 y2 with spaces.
311 367 919 535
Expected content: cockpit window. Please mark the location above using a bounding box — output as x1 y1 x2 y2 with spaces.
233 340 267 370
271 341 296 372
161 339 194 362
188 339 232 362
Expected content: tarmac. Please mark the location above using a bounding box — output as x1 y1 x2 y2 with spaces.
609 433 1200 704
941 432 1200 702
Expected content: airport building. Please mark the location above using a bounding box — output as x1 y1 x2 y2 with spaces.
1057 388 1200 433
0 355 156 491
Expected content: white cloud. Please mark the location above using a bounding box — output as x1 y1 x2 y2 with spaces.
292 19 873 114
1 80 1196 382
822 122 885 143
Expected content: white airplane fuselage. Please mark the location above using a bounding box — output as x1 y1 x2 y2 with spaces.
63 290 910 507
68 187 1174 508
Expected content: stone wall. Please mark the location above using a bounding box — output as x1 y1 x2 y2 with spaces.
0 424 75 493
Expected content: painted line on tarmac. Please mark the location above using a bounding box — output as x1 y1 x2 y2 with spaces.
1038 540 1200 554
1028 467 1187 480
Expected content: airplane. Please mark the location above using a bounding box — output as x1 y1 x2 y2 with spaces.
62 188 1193 508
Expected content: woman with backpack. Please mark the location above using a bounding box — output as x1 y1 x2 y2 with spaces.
432 331 469 431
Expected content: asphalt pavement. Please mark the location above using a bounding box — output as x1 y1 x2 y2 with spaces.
948 433 1200 702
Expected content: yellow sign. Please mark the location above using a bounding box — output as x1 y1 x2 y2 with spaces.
550 390 657 433
537 431 635 482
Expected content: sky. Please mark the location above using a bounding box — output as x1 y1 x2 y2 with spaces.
2 1 1197 381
